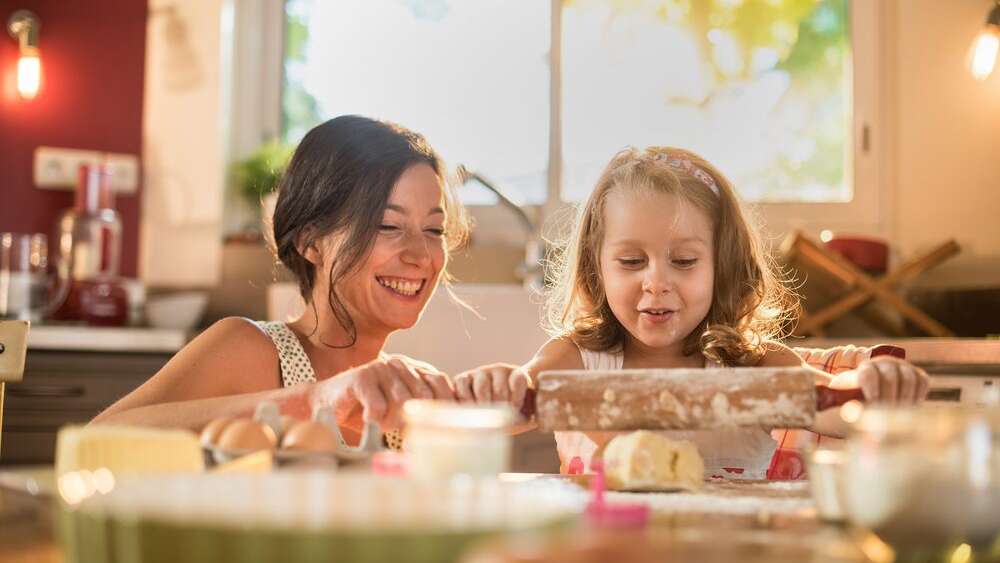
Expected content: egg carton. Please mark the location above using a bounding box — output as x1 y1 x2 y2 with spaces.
204 402 385 469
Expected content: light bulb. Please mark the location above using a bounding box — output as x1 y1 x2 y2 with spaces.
970 25 1000 80
16 50 40 99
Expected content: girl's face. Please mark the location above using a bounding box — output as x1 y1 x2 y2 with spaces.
599 188 715 355
320 163 448 335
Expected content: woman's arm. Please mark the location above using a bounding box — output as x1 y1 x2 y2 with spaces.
92 318 453 433
90 317 286 430
89 384 312 431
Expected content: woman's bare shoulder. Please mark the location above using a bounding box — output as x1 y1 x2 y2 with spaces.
166 317 282 395
93 318 283 419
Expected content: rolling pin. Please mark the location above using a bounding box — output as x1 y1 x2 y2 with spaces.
519 367 864 431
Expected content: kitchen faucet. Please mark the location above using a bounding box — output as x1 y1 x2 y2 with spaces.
455 165 545 290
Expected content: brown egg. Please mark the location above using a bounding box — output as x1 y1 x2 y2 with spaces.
216 419 278 452
281 421 340 453
279 415 299 435
200 416 236 447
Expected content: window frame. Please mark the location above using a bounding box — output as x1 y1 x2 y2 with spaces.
235 0 888 242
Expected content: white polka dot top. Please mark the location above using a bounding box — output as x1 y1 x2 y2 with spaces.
258 321 317 388
255 320 403 451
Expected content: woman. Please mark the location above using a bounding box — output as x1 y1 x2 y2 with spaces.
93 116 468 446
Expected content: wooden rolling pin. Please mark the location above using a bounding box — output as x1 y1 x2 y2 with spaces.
520 367 864 431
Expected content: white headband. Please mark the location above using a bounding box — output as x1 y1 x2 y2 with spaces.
655 153 720 197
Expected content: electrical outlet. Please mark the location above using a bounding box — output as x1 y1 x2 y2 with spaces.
33 146 140 194
34 147 101 189
104 153 140 193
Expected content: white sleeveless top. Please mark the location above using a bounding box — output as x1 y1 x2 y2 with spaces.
553 345 777 480
253 320 404 451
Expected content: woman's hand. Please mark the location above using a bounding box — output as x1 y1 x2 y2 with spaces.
381 353 456 400
453 363 532 412
308 357 455 432
843 356 930 405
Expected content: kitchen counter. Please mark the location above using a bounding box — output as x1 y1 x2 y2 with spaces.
27 325 188 354
794 337 1000 368
0 468 59 563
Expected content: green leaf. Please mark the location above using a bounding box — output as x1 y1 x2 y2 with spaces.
230 141 295 207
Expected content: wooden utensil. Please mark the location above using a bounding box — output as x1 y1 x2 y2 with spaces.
519 367 863 431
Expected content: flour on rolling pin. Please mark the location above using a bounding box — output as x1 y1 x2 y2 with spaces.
535 367 817 431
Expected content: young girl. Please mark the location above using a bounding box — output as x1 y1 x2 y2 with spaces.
456 146 929 478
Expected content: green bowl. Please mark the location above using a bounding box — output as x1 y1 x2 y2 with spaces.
59 472 583 563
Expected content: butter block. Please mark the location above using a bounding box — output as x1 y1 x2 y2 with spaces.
56 425 205 477
210 450 274 474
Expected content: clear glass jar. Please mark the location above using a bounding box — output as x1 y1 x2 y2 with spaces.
402 400 514 479
841 406 1000 557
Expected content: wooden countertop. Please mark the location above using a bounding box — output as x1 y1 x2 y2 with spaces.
793 337 1000 367
27 325 187 354
0 469 59 563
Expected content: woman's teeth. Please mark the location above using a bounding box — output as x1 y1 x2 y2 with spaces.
377 277 423 297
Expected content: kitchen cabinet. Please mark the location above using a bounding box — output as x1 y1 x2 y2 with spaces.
0 327 184 465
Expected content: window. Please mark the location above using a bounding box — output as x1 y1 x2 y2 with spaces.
273 0 878 218
283 0 550 205
561 0 851 203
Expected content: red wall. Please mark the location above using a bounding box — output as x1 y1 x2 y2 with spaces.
0 0 146 276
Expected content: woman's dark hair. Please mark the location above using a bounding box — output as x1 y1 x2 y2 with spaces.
272 115 468 346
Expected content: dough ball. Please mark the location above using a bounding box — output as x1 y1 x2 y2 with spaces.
602 430 703 491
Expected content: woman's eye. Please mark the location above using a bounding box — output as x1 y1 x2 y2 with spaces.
673 258 698 268
424 228 445 237
617 258 645 268
379 224 400 232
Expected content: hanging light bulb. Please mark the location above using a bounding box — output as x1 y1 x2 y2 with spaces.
969 1 1000 81
6 9 41 99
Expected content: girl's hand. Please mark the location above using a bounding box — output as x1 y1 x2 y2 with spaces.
308 357 454 432
852 356 930 405
453 363 532 411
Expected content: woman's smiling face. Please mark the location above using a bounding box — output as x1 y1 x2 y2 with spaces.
323 163 448 335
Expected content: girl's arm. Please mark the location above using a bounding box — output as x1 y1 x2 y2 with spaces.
453 337 585 434
758 341 929 438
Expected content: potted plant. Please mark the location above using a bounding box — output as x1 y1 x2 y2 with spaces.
229 141 293 242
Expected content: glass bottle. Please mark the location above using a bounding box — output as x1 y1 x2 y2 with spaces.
51 165 128 326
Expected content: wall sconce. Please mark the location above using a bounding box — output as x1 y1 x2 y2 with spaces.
969 1 1000 81
6 9 40 99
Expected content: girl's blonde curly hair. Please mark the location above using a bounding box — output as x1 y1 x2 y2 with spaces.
544 146 798 366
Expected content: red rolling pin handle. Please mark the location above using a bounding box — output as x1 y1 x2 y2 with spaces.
814 344 905 411
520 388 537 419
815 386 865 411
